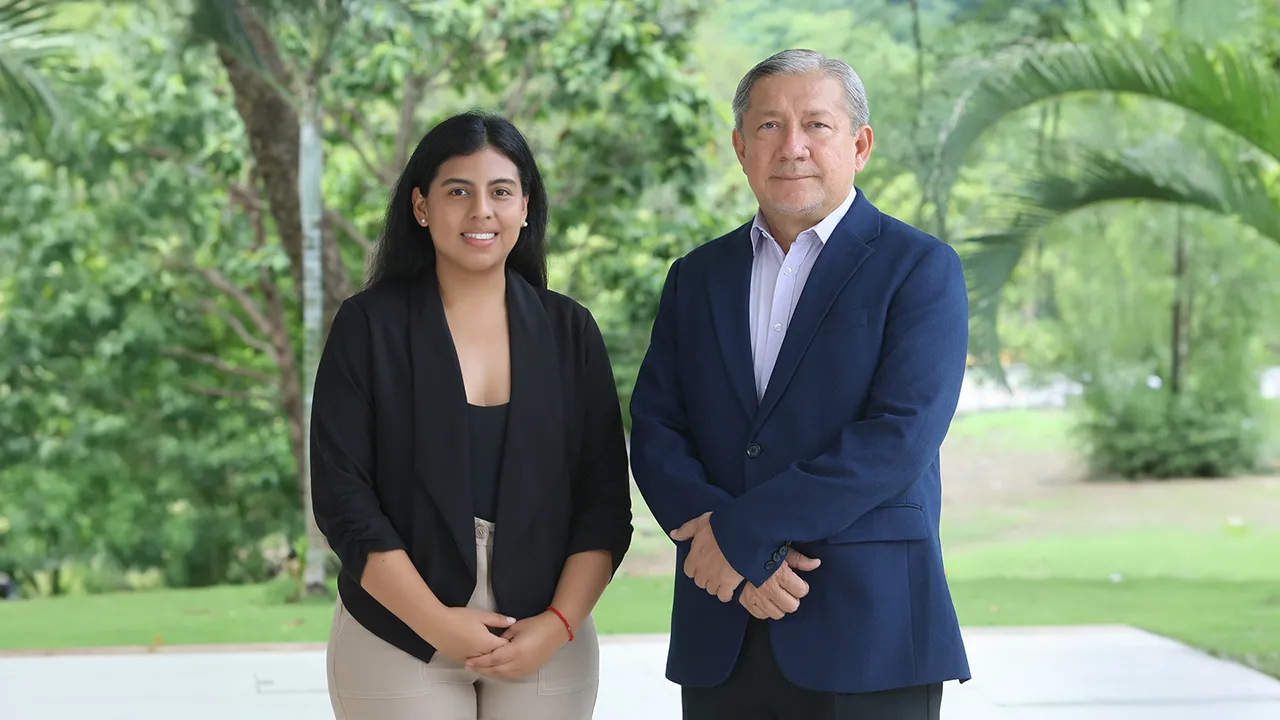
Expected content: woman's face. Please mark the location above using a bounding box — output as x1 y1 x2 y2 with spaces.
412 147 529 279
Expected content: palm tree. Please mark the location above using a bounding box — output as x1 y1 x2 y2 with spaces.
931 34 1280 372
0 0 71 138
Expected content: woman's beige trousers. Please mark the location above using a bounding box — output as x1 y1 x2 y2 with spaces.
326 518 600 719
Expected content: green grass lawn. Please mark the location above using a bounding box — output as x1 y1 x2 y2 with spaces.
0 575 677 651
4 527 1275 679
944 527 1280 679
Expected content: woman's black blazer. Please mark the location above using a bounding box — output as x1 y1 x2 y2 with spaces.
309 269 633 663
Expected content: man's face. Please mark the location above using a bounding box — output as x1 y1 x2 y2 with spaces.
732 72 872 224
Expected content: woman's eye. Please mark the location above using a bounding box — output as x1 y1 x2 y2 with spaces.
494 188 512 197
448 188 467 196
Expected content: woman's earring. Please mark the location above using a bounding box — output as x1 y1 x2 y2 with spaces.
522 221 528 227
420 218 428 226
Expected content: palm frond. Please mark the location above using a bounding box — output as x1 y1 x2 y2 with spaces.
959 136 1280 379
0 0 73 137
960 232 1033 385
931 37 1280 233
1025 139 1280 245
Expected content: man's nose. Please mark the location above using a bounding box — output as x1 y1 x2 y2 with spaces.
779 126 810 161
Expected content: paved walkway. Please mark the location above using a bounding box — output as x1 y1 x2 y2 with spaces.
3 626 1279 719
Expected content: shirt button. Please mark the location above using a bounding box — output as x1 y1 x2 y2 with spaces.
773 323 783 332
746 443 761 458
784 267 793 275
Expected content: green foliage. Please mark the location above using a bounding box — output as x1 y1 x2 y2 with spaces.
1009 200 1280 479
1 0 728 593
0 144 299 590
0 4 298 594
931 2 1280 484
1075 377 1261 479
548 191 729 411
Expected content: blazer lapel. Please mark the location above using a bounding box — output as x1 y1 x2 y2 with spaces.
754 192 881 428
409 276 477 580
708 226 759 419
493 271 564 550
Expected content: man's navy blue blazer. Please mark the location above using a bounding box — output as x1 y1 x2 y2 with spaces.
629 189 972 695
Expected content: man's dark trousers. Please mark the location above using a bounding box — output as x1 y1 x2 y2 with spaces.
682 619 943 720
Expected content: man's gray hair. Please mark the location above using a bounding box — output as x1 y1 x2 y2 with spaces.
731 49 869 133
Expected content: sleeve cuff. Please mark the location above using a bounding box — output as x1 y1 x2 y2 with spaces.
709 509 789 588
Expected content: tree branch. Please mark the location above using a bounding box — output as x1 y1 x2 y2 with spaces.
260 265 293 373
305 4 346 91
185 383 276 401
504 51 541 120
389 40 469 172
325 208 374 252
192 265 274 340
227 182 262 213
198 298 275 357
393 72 427 172
164 347 277 385
324 104 392 185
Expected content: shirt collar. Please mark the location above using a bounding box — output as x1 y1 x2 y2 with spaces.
750 183 858 256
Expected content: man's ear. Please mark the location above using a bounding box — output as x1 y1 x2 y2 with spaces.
732 128 748 169
852 124 874 173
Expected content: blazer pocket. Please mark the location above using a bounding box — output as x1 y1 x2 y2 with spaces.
825 504 929 544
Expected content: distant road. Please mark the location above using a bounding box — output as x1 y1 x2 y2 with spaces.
956 365 1280 414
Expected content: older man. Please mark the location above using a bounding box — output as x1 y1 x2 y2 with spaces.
629 49 971 720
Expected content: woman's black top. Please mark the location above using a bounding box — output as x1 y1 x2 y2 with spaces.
309 269 633 665
468 403 509 523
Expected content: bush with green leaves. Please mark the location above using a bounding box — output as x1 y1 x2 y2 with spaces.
1074 369 1262 480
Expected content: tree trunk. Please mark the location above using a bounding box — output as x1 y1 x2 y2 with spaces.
214 2 355 591
1170 208 1189 395
299 100 328 594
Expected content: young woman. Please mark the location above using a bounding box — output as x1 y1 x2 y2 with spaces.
310 111 633 720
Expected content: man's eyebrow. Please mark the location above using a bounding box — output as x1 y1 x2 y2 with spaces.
751 109 838 119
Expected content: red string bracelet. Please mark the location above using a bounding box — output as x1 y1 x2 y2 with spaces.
546 606 574 641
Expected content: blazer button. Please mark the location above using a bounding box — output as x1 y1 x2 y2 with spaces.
765 560 776 571
746 443 761 458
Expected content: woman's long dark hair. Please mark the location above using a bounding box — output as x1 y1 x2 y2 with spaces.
365 111 549 290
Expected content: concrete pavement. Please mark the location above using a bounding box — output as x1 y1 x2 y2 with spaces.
2 625 1278 719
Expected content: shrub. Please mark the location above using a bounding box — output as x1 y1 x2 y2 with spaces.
1075 372 1262 480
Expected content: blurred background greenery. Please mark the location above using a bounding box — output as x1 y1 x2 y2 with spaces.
0 0 1277 679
